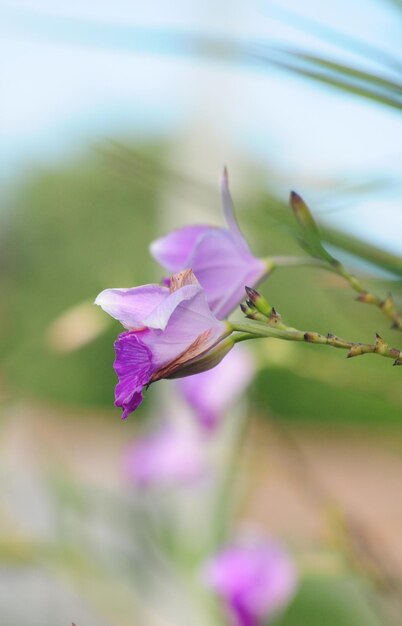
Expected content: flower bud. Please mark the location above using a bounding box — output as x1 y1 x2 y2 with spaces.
245 286 272 318
289 191 337 265
165 336 235 379
290 191 319 235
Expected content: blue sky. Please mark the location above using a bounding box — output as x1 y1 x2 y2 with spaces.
1 0 401 251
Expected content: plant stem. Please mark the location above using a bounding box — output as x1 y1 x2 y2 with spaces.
285 190 402 331
263 254 402 331
335 264 402 330
265 255 330 271
232 332 266 343
230 319 402 365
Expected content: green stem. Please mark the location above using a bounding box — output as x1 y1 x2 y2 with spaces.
232 332 266 343
265 255 330 271
268 191 402 332
263 254 402 331
335 264 402 330
229 320 402 365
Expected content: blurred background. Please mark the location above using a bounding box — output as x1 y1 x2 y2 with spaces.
1 1 402 625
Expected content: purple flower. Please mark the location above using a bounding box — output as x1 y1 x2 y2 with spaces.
204 538 297 626
150 169 267 319
177 345 255 432
95 270 232 419
122 424 206 488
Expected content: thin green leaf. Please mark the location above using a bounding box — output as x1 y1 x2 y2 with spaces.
288 50 402 96
253 53 402 111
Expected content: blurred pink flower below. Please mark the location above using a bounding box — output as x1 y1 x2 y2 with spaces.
177 344 256 432
122 425 206 489
205 538 297 626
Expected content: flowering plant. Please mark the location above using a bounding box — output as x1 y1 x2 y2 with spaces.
91 167 402 626
205 538 297 626
150 168 268 319
96 269 232 418
96 169 402 419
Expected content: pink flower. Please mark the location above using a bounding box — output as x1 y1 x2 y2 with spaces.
95 270 232 419
150 169 267 320
123 424 206 488
177 345 255 432
205 538 297 626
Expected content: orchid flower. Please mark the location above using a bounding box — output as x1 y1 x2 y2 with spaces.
95 270 232 419
122 423 206 488
205 538 297 626
177 344 255 432
150 168 267 320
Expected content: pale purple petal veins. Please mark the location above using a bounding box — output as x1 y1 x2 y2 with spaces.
220 167 250 254
150 225 213 272
95 284 169 329
148 171 265 320
185 229 267 318
144 284 204 331
114 332 155 419
143 288 228 369
162 289 228 347
212 260 266 321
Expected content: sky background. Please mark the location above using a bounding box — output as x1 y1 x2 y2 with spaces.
1 0 401 251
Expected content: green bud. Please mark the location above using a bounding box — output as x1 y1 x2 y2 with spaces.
245 286 272 317
289 191 337 265
240 300 267 322
290 191 319 235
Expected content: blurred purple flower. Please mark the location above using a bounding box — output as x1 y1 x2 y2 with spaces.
177 345 255 432
95 270 232 419
205 538 296 626
150 169 267 319
123 425 205 488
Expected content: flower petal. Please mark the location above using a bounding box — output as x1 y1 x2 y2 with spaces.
114 332 154 419
144 284 203 331
169 268 200 291
143 286 228 370
220 167 250 254
123 425 206 488
177 344 255 431
150 225 213 272
149 171 266 320
186 229 267 319
205 539 297 626
95 284 169 329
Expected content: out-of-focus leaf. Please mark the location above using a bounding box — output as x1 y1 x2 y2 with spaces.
291 52 402 95
3 8 401 110
0 145 163 408
254 52 402 111
320 226 402 278
275 576 382 626
266 1 402 74
253 366 402 424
